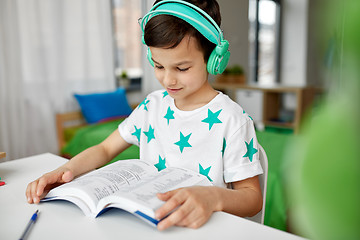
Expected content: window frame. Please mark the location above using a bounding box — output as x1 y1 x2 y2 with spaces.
251 0 282 83
110 0 144 91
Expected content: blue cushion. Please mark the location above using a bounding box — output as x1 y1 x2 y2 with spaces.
74 88 132 124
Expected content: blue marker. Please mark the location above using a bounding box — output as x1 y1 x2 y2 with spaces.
19 210 39 240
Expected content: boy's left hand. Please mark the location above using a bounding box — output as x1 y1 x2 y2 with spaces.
155 186 220 231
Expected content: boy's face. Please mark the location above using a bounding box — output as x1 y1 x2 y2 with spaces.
150 36 213 110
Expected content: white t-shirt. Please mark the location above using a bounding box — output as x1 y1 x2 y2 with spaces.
118 90 263 188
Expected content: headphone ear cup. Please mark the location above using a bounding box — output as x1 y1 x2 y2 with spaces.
147 48 154 67
217 50 230 74
207 49 218 75
207 49 230 75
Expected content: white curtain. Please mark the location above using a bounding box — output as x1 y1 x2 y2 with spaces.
0 0 115 161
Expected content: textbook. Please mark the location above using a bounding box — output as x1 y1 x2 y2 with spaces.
41 159 212 226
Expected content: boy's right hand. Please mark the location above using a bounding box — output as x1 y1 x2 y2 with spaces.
26 167 74 204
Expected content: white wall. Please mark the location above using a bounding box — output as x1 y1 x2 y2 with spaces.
217 0 249 76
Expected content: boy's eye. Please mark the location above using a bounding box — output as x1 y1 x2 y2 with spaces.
155 65 164 70
177 67 190 72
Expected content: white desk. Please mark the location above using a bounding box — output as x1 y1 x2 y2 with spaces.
0 153 305 240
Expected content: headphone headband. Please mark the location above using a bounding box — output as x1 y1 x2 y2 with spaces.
140 0 230 75
140 0 224 45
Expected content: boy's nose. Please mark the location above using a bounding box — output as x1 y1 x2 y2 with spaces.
163 71 177 86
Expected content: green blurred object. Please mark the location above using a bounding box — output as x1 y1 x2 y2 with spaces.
286 0 360 239
264 126 294 135
256 130 293 231
61 119 140 164
287 98 360 239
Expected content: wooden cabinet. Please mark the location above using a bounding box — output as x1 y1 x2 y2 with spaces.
212 82 318 133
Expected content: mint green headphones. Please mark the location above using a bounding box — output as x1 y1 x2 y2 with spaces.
140 0 230 75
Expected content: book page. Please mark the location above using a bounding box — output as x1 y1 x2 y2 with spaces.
98 167 212 218
44 159 157 215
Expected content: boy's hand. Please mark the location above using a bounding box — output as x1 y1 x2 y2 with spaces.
155 186 220 231
26 167 74 204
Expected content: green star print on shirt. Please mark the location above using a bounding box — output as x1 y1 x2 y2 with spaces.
243 138 258 162
131 125 141 143
199 164 213 182
162 91 168 98
164 106 175 125
143 125 155 143
138 98 150 111
202 109 222 130
174 131 192 153
154 155 166 171
222 138 227 156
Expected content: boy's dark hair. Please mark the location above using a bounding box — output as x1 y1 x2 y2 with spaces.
144 0 221 63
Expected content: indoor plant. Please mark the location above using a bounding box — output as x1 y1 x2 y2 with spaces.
216 64 246 84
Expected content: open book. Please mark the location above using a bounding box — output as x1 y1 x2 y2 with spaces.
41 159 212 226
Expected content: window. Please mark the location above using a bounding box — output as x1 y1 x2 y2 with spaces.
111 0 143 91
249 0 281 84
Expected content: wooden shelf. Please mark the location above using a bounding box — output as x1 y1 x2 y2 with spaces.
212 82 304 93
213 82 319 133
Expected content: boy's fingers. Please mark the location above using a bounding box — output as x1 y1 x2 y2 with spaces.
156 190 173 201
37 170 68 194
34 170 68 200
29 181 41 204
155 189 184 220
157 203 192 231
36 177 49 196
26 168 73 204
26 182 35 203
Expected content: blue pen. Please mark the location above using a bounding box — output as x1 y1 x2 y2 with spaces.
19 210 39 240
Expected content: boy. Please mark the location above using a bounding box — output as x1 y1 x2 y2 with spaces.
26 0 263 231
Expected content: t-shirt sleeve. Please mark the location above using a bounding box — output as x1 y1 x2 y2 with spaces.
223 119 263 183
118 105 144 146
